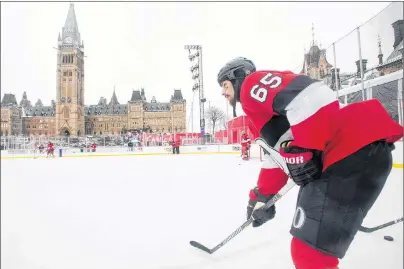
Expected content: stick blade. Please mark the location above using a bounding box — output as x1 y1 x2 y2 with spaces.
190 240 213 254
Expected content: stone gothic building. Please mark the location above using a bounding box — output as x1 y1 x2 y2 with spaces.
300 42 333 80
302 20 403 90
1 3 186 137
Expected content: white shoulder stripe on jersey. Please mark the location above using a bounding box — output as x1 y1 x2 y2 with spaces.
284 81 337 125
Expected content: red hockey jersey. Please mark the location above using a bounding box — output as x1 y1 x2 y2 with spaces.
240 70 403 195
241 134 251 147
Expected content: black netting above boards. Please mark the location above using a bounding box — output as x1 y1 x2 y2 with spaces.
372 80 399 123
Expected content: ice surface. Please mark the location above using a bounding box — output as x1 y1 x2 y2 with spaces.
1 154 403 269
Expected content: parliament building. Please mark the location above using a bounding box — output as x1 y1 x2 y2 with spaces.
1 3 186 137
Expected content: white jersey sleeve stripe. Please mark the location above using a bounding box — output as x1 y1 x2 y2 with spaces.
285 81 338 126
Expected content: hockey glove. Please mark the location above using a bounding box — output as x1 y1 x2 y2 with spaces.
247 187 276 228
280 140 323 186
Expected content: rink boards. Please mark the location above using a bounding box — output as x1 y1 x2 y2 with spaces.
1 142 403 168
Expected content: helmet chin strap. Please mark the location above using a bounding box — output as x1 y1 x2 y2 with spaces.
233 79 242 102
230 78 244 117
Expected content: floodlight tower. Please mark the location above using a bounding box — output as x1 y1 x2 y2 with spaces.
184 45 206 139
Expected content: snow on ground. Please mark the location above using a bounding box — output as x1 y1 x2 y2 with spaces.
1 154 403 269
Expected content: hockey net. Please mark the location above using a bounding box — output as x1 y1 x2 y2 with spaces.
246 143 263 161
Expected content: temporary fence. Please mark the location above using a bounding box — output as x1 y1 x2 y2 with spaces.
324 2 403 125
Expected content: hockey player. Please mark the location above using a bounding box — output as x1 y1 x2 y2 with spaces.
46 141 55 158
33 142 39 159
34 142 45 158
38 144 45 154
240 131 251 160
171 139 180 154
217 57 403 269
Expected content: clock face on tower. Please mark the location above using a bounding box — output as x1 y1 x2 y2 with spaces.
64 37 72 44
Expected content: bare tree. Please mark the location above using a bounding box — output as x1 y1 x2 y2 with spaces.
219 114 230 130
205 106 226 134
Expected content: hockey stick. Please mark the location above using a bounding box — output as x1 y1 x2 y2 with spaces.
255 138 291 174
359 217 403 233
189 139 296 254
190 180 296 254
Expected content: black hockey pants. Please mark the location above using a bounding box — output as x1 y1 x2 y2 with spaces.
290 140 394 258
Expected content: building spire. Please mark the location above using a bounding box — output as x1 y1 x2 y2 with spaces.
311 23 316 46
61 2 81 47
377 34 383 65
377 35 382 54
64 3 79 33
109 85 119 105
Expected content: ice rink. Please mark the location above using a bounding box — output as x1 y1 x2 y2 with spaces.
2 154 403 269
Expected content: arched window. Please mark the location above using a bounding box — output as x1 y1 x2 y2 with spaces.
64 107 69 119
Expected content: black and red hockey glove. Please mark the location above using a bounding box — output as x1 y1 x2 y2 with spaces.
247 187 276 227
279 140 323 186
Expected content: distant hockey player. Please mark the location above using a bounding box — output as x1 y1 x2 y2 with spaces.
240 131 251 160
171 139 180 154
128 141 134 151
217 57 403 269
46 141 55 158
91 143 97 152
38 144 45 154
34 143 45 159
33 142 39 159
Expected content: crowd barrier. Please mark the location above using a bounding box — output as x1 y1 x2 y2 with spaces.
1 142 403 168
0 144 250 159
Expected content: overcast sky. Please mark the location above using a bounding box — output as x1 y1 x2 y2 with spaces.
1 1 402 131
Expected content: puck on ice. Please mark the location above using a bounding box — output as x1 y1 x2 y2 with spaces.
384 235 394 241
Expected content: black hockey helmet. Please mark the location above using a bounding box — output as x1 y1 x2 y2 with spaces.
217 57 256 103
